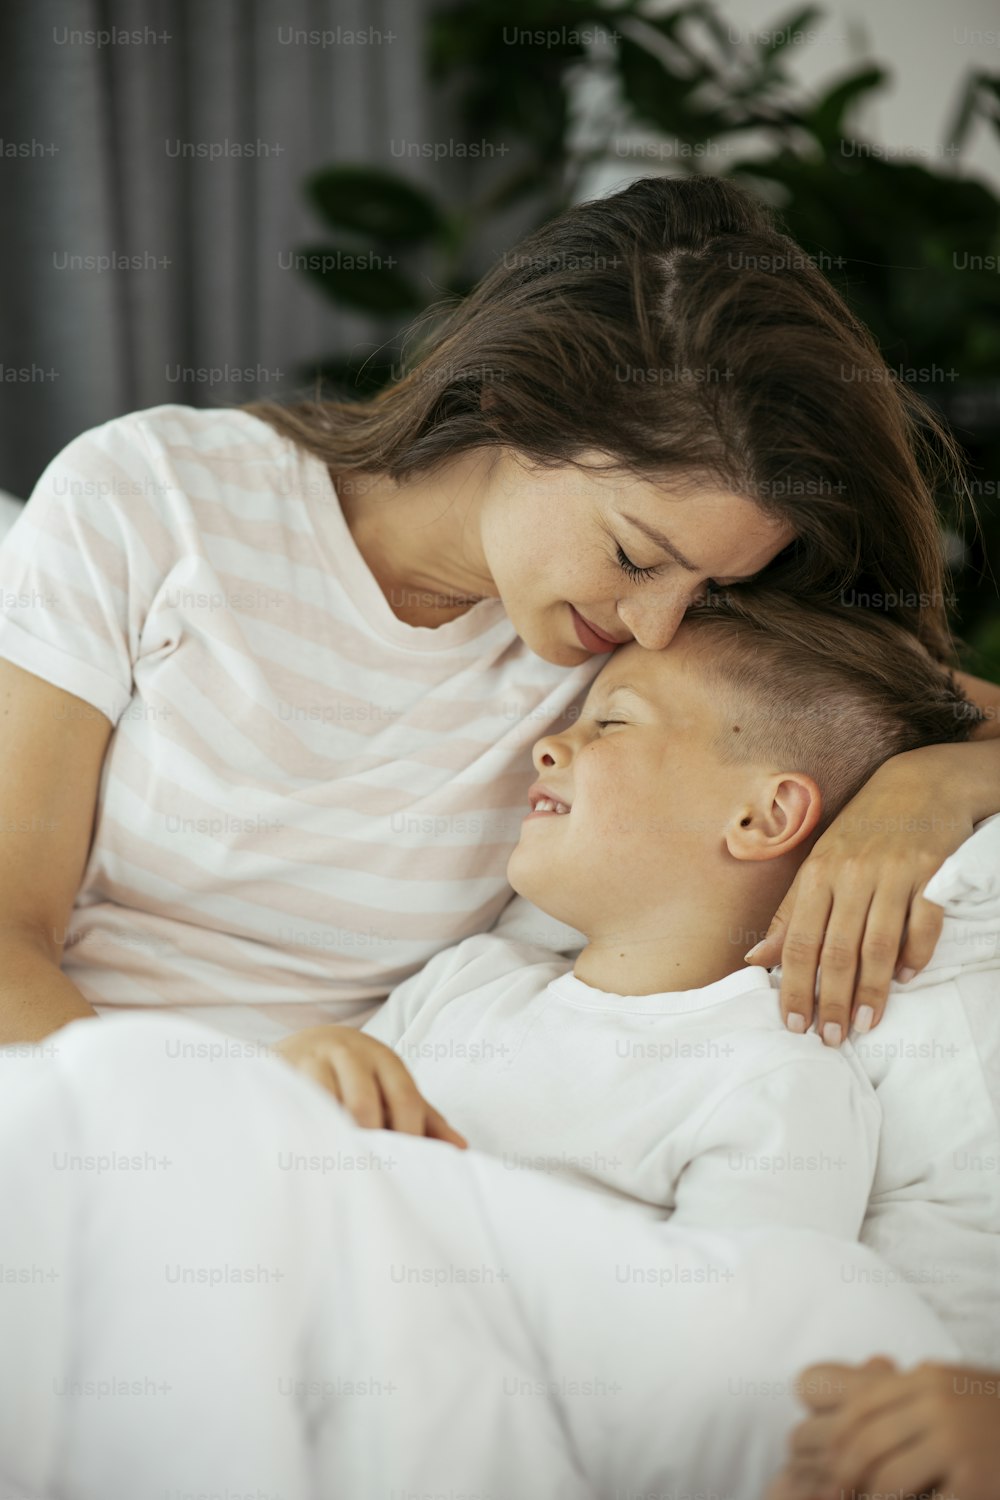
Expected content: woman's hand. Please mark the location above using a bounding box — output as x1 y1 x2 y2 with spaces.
746 743 977 1045
767 1358 1000 1500
273 1025 467 1147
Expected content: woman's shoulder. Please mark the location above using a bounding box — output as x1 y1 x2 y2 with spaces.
100 402 296 460
46 403 318 521
40 403 298 485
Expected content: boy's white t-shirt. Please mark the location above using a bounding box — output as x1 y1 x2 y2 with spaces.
363 933 881 1235
0 405 601 1026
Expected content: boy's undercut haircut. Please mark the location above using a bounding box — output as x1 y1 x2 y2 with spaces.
682 590 981 828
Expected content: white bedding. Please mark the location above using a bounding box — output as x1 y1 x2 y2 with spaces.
161 817 1000 1363
0 1011 957 1500
851 814 1000 1362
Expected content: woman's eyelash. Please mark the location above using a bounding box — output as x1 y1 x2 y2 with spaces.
595 719 624 728
615 543 660 581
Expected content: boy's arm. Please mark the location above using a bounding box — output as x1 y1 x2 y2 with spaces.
670 1049 879 1238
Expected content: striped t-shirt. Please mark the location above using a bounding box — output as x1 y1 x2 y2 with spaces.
0 405 601 1035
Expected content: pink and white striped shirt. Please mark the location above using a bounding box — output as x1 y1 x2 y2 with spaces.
0 405 600 1036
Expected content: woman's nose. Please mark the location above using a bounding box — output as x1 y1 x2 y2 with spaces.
616 592 691 652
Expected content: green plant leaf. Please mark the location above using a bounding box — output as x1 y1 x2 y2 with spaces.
758 5 823 55
306 166 446 243
618 33 725 141
945 71 983 153
804 65 888 146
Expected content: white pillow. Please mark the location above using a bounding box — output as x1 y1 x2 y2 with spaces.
855 813 1000 1364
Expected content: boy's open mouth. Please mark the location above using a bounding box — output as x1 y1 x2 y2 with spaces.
526 782 572 818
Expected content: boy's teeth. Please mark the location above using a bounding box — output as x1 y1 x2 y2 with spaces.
535 798 569 814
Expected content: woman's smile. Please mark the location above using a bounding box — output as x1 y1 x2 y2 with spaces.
569 606 629 654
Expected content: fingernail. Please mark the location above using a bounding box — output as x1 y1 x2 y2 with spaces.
786 1012 807 1033
896 966 917 983
853 1005 874 1033
744 941 765 962
822 1022 842 1048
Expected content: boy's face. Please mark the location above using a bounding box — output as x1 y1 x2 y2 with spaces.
508 630 755 935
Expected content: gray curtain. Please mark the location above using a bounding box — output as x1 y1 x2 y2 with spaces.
0 0 449 497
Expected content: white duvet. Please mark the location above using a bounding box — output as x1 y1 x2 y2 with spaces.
0 1011 956 1500
1 816 999 1499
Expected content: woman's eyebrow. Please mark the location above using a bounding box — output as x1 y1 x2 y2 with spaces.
621 514 759 584
620 513 700 572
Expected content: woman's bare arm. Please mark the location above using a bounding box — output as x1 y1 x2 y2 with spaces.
0 659 113 1043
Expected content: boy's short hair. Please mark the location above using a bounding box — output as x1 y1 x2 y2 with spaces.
681 590 981 828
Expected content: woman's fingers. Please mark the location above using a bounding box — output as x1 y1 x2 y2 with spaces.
374 1051 433 1136
864 1436 947 1500
274 1029 462 1144
827 1400 929 1494
791 1362 881 1404
844 879 913 1034
329 1045 386 1128
763 1462 829 1500
770 866 833 1035
424 1105 468 1149
375 1052 465 1144
894 891 945 981
744 875 800 971
788 1413 839 1459
761 862 942 1045
811 875 875 1046
296 1052 344 1103
794 1361 889 1412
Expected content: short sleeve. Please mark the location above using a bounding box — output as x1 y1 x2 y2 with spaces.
0 413 178 725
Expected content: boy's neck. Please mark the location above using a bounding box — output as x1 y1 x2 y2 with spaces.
570 882 783 997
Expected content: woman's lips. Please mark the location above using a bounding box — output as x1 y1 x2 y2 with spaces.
570 606 624 654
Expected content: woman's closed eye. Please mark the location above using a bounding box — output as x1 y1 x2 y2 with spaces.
615 543 661 582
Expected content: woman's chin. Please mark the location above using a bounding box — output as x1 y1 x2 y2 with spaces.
503 605 590 667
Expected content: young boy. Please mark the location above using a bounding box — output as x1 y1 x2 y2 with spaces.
276 590 978 1236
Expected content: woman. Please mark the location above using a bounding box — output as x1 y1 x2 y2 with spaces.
1 174 997 1061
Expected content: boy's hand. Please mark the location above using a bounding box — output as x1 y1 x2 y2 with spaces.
768 1357 1000 1500
273 1026 467 1147
745 747 969 1046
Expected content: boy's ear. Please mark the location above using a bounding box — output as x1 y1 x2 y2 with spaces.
725 772 823 862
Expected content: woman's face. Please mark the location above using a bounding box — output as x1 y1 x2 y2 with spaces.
480 451 797 667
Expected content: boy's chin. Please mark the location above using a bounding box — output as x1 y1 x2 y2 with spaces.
507 848 583 928
506 848 539 906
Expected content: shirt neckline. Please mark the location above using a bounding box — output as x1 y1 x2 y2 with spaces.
547 962 777 1016
298 449 512 653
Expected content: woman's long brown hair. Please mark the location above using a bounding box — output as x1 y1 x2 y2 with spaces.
244 175 966 662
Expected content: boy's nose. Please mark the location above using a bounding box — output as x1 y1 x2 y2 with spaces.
532 733 572 771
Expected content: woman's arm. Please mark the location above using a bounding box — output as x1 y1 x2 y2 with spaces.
747 667 1000 1044
0 661 109 1043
